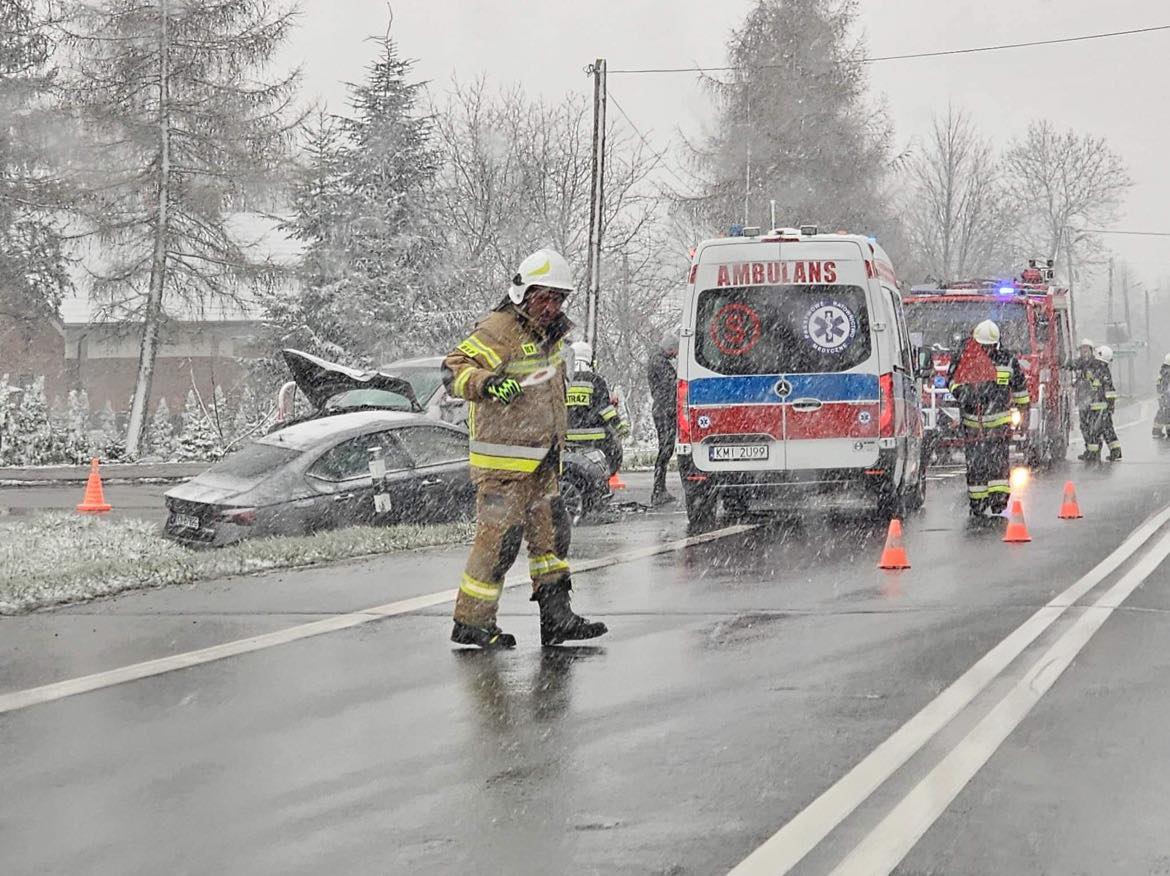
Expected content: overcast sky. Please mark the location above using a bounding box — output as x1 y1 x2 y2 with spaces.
279 0 1170 288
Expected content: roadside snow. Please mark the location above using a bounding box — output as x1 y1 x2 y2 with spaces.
0 513 472 615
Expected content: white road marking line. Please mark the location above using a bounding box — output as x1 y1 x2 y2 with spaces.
830 525 1170 876
0 524 755 715
729 502 1170 876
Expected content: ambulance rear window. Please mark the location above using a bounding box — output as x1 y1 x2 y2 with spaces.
695 285 871 375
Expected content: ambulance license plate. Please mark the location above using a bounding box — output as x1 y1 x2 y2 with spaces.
172 512 201 530
709 444 769 462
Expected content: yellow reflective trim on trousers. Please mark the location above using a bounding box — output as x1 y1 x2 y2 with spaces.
529 554 570 576
1012 393 1031 405
599 405 618 421
1109 441 1122 449
453 366 474 398
469 452 542 473
962 414 1012 428
988 480 1011 494
460 574 502 601
1090 403 1107 411
566 430 607 441
968 486 990 498
1106 391 1119 399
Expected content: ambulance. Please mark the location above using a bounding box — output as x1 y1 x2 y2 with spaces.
676 225 931 528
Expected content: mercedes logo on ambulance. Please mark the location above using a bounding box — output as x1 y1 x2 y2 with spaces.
774 378 793 399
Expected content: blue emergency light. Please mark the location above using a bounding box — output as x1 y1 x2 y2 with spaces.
729 224 745 237
997 285 1015 296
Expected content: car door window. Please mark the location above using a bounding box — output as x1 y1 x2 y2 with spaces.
309 432 411 482
886 288 913 371
393 425 468 467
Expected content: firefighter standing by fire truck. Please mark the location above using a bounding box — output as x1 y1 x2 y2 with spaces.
947 320 1030 517
442 248 608 649
1083 345 1122 462
1068 338 1098 455
566 340 629 475
1154 354 1170 439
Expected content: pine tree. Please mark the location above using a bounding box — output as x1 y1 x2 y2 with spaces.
176 390 221 461
11 377 54 464
147 397 176 460
684 0 892 235
0 375 17 464
0 0 71 325
60 0 303 457
274 26 439 365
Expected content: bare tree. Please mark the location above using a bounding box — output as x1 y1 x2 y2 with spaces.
430 79 677 434
58 0 303 457
1003 120 1131 262
902 106 1018 282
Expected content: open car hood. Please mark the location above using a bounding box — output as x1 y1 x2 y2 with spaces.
282 349 422 412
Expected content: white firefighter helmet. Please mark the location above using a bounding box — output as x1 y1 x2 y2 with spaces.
1080 337 1095 349
508 249 575 305
570 340 593 374
973 319 1000 346
1164 352 1170 367
1095 345 1114 364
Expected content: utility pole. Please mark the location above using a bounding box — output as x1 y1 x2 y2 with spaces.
1146 287 1152 375
1107 258 1115 326
584 58 607 349
1064 227 1078 338
1122 271 1134 394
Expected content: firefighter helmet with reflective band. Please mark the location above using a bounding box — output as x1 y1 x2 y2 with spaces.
508 249 575 305
1164 353 1170 367
570 340 593 374
1095 345 1114 364
973 320 1000 346
1080 338 1095 349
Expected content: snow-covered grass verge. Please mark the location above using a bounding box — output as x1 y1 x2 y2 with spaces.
0 513 473 615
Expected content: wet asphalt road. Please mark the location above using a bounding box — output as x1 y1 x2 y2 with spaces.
5 410 1170 874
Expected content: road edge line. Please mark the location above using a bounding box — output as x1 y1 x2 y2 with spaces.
0 524 756 715
830 527 1170 875
728 502 1170 876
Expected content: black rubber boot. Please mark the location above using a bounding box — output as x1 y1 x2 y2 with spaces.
1082 450 1101 464
451 621 516 649
532 578 608 646
1109 447 1123 461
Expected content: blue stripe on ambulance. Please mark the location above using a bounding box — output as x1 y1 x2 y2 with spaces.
688 373 879 406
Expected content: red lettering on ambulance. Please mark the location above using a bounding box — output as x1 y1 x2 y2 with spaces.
823 261 837 283
717 265 730 286
807 262 821 283
732 263 752 285
793 262 806 283
766 262 782 283
751 262 765 284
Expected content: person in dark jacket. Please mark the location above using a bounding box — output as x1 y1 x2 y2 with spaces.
1083 345 1121 462
647 328 679 506
1067 338 1097 455
1155 354 1170 439
947 319 1030 517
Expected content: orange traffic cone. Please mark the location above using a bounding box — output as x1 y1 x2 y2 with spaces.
76 458 112 514
1058 481 1083 520
1003 499 1031 543
878 519 910 569
608 470 627 491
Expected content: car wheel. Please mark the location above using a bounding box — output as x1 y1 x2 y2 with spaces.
559 475 587 525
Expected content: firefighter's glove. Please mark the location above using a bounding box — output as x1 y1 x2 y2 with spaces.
484 376 523 405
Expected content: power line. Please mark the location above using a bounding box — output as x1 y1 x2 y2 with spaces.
605 88 696 195
608 23 1170 75
1085 229 1170 238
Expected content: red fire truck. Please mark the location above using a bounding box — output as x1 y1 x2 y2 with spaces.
902 263 1075 466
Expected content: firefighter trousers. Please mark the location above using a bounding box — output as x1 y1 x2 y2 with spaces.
453 466 572 628
1084 408 1120 455
1155 399 1170 437
962 425 1011 513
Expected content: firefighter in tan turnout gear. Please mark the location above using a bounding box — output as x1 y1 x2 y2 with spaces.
443 249 609 649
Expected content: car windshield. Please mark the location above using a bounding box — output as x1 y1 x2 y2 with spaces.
323 388 414 411
905 300 1030 352
205 442 300 478
695 284 872 375
383 366 444 403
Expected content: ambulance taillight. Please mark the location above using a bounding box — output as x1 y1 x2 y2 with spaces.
879 373 895 437
677 379 690 443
